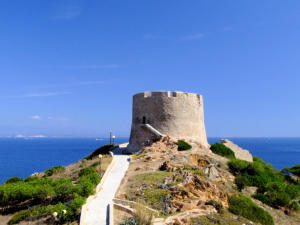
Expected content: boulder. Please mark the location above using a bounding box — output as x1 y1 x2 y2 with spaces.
221 139 253 162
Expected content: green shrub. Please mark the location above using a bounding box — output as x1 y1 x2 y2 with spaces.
8 205 50 224
228 158 299 210
120 217 138 225
84 144 115 160
8 210 31 224
228 159 251 174
24 176 39 182
229 195 274 225
284 164 300 177
45 166 65 176
235 174 250 191
9 195 86 225
79 166 96 177
67 194 86 219
0 180 54 206
210 143 235 159
253 182 299 208
3 157 102 224
6 176 22 184
176 140 192 151
288 201 300 212
53 178 74 200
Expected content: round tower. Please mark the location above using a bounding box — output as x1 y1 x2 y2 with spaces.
127 91 209 153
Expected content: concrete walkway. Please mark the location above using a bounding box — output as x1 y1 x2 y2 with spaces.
80 147 130 225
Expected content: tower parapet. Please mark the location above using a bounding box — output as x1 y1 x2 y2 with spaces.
127 91 209 153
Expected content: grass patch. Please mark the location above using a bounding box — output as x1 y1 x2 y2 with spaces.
144 188 170 209
183 164 204 177
127 171 173 213
131 153 147 160
134 171 173 186
210 143 235 159
84 143 115 160
176 140 192 151
229 195 274 225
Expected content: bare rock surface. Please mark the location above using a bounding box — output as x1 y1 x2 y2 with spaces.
221 139 253 162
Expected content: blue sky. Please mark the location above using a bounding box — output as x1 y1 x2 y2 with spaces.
0 0 299 138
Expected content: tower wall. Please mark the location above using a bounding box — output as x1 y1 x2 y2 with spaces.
127 91 209 153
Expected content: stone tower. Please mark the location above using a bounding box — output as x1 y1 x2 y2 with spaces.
127 91 209 153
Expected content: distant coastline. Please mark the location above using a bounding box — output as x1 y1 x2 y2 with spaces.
0 137 299 184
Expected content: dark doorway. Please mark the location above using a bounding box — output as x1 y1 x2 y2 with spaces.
142 116 146 124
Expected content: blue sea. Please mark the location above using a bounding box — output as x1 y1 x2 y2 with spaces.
0 137 299 184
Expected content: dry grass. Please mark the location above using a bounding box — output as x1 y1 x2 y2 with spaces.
135 200 154 225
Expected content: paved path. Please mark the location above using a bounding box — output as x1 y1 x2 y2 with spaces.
80 148 130 225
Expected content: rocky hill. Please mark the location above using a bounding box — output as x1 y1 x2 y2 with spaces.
115 137 300 225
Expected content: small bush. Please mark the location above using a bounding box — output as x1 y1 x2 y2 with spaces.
45 166 65 176
210 143 235 159
120 217 138 225
84 144 115 160
288 201 300 212
229 195 274 225
24 176 39 182
235 174 250 191
228 159 251 174
8 205 50 224
176 140 192 151
79 166 96 177
8 210 30 224
134 200 154 225
205 200 223 213
6 176 22 184
253 181 299 208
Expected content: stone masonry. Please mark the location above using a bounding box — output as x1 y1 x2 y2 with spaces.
127 91 209 153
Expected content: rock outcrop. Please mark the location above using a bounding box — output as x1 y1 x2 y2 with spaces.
221 139 253 162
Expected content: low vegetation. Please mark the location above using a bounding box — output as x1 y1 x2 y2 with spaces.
126 171 173 212
84 143 115 160
183 164 204 177
0 144 112 224
5 176 23 184
284 164 300 177
205 200 223 213
134 200 154 225
210 143 235 159
131 153 147 160
229 195 274 225
191 210 257 225
228 157 300 212
176 140 192 151
44 166 65 177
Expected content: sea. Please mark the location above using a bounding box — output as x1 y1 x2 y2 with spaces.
0 137 299 184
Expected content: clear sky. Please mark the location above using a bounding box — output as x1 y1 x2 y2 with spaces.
1 0 299 138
